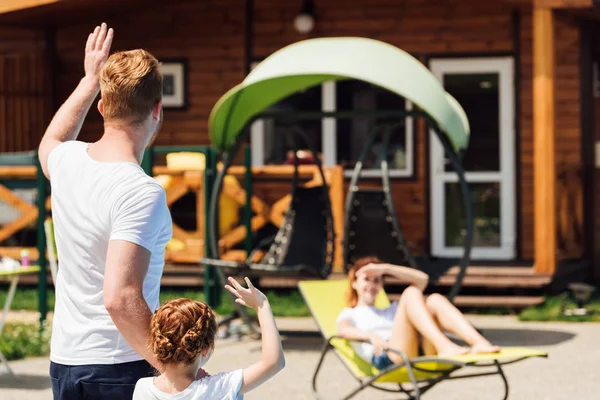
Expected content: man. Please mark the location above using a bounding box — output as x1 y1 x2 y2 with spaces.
38 23 172 399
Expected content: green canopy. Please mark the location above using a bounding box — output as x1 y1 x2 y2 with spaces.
208 37 470 152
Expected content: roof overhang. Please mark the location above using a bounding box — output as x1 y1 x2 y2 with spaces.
0 0 62 15
0 0 179 28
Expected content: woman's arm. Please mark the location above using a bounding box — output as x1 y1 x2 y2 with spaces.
381 264 429 291
338 319 388 356
358 263 429 291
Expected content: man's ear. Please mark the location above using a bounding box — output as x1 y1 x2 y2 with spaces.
152 101 162 120
97 99 104 116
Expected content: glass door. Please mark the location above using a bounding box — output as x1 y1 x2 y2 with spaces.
430 57 516 260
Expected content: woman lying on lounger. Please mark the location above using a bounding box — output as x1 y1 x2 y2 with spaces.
337 256 500 370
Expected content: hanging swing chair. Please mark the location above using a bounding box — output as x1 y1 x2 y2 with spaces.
200 37 473 327
202 125 336 279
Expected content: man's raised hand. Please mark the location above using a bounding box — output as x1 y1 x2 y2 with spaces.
84 22 114 84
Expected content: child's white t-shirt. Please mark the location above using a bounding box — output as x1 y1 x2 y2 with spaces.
336 302 398 362
133 370 244 400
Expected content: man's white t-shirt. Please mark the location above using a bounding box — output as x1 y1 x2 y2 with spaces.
336 302 398 362
48 141 172 365
133 370 244 400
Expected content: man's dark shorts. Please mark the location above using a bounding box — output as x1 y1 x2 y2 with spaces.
50 359 154 399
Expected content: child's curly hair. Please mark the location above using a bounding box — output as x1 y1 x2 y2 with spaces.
150 298 217 365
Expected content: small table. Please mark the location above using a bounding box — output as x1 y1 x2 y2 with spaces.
0 266 41 376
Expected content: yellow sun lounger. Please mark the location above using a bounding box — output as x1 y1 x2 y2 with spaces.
298 280 547 400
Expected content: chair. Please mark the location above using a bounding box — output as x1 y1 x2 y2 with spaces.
202 184 334 278
200 130 335 336
201 126 335 280
298 280 547 400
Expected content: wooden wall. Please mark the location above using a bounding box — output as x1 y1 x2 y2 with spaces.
54 0 246 147
554 12 583 260
0 27 46 153
593 28 600 278
42 0 584 261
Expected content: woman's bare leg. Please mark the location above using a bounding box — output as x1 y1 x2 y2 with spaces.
421 314 439 356
421 336 437 356
387 286 468 363
385 295 420 360
425 293 500 353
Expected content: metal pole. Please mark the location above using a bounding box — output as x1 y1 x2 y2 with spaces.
203 148 221 308
35 156 47 327
141 147 153 176
243 145 253 256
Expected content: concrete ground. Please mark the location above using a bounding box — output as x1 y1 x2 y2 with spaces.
0 315 597 400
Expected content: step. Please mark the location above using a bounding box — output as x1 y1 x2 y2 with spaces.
453 295 544 308
387 294 545 308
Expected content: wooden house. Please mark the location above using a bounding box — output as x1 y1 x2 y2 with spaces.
0 0 599 305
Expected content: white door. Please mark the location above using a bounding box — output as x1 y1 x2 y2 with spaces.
430 58 515 260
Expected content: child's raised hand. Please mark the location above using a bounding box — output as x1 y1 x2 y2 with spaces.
225 277 268 310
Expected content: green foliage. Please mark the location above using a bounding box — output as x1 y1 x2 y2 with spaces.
0 322 51 361
159 289 310 317
1 287 310 317
0 288 55 311
519 292 600 322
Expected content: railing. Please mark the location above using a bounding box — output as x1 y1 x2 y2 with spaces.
0 146 346 315
0 151 49 324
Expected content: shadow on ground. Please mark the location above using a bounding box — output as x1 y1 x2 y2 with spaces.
0 374 51 390
277 327 577 351
476 328 576 346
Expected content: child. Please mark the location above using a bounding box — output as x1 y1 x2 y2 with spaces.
133 276 285 399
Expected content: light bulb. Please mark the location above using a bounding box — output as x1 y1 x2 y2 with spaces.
294 13 314 34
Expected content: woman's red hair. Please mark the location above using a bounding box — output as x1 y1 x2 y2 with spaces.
345 256 382 307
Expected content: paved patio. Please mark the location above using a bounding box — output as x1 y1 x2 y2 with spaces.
0 315 597 399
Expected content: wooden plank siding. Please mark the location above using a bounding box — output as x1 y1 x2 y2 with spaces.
54 0 246 148
554 12 583 260
34 0 582 263
0 26 46 152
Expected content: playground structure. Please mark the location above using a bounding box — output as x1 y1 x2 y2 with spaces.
0 151 48 323
0 143 345 319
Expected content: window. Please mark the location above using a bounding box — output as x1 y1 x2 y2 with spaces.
252 85 323 165
251 79 414 177
335 80 413 177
